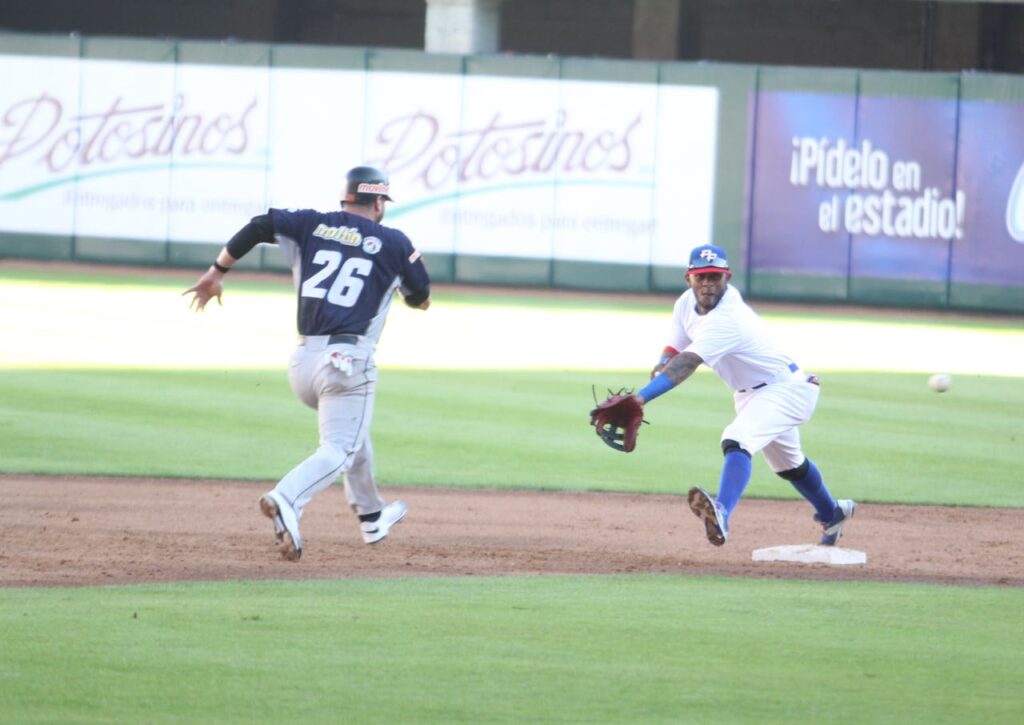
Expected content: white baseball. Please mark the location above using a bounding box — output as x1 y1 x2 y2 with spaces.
928 373 952 393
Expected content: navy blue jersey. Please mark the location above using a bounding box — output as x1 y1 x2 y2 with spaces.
269 208 430 339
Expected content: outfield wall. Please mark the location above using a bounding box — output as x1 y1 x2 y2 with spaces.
1 32 1022 312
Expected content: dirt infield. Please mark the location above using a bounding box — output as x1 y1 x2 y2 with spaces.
2 475 1021 588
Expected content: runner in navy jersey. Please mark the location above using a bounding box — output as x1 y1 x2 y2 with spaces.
184 166 430 561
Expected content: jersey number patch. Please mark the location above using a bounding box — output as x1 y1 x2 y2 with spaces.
301 250 373 307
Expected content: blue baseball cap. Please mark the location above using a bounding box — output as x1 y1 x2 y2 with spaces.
688 244 730 274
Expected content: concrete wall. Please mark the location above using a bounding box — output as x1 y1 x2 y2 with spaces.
1 0 1022 71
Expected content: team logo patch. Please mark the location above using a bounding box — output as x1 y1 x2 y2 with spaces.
700 249 718 262
362 236 382 255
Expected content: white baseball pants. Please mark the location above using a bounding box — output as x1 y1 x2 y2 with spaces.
272 336 385 519
721 369 820 473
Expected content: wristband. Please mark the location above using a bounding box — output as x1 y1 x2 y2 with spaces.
212 261 230 273
638 373 675 403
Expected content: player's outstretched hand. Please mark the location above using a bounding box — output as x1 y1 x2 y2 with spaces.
182 269 224 311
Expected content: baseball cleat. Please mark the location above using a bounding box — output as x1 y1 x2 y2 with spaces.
688 486 729 546
360 500 408 544
816 499 856 546
269 518 285 545
259 491 303 561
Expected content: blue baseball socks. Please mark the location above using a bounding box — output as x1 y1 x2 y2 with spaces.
780 458 835 521
715 449 752 519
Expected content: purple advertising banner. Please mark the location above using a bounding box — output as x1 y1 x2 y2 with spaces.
954 100 1024 287
848 96 959 282
750 90 1024 292
749 92 856 277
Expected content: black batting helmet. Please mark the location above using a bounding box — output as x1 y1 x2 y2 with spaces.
343 166 393 204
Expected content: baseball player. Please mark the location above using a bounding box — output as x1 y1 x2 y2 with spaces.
183 166 431 561
595 244 854 547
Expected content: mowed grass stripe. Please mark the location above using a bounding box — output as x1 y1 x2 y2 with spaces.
0 575 1020 724
1 367 1021 506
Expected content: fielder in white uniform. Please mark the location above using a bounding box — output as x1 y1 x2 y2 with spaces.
184 166 431 561
633 244 855 547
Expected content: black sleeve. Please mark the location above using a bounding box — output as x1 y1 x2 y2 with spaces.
403 285 430 308
225 213 275 259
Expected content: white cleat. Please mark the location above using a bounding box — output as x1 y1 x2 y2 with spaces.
361 500 408 544
688 486 729 547
259 491 303 561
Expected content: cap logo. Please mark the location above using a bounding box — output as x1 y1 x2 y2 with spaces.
700 249 718 262
356 182 389 195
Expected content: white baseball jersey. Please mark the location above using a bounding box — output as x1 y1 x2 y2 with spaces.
667 285 797 392
666 284 816 471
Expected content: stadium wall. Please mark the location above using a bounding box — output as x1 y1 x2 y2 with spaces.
0 32 1022 312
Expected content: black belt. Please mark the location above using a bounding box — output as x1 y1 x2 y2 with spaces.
738 362 799 393
298 334 359 345
328 334 359 345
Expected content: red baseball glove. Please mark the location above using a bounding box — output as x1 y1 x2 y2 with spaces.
589 389 646 452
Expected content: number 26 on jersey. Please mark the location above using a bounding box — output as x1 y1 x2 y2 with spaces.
300 250 372 307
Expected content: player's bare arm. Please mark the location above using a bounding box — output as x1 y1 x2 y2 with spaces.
182 250 239 311
635 351 703 405
660 351 703 386
183 214 274 311
650 345 679 379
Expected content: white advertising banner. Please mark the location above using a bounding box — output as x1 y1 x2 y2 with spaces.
0 55 269 242
547 79 659 265
268 66 366 211
0 55 81 236
164 62 270 242
362 70 468 255
653 84 719 266
73 58 175 240
0 53 719 265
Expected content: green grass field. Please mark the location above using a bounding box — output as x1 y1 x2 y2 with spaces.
1 366 1022 506
2 577 1021 723
1 266 1022 723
